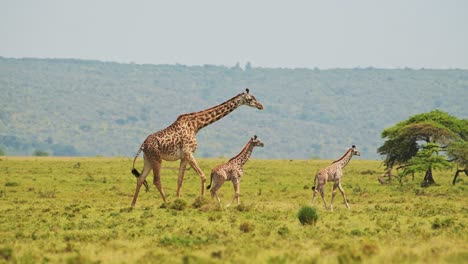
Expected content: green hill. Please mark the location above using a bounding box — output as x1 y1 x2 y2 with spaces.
1 57 467 159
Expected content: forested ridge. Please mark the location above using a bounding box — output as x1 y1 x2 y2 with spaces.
1 57 467 159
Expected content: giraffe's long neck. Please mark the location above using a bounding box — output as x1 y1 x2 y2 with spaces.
184 94 242 133
230 141 254 167
334 149 353 169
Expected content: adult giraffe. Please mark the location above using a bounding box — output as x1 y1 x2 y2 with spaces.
130 89 263 207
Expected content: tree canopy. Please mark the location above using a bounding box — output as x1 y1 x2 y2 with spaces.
378 110 467 186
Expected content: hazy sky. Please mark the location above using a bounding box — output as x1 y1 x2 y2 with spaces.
1 0 467 69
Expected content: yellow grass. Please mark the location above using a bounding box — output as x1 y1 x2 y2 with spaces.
0 157 467 263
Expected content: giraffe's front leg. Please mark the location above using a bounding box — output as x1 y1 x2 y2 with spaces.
186 154 207 196
226 177 240 208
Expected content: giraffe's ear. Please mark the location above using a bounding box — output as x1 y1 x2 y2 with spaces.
246 88 250 94
254 135 257 139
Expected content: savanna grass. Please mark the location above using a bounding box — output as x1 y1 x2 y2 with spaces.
0 157 467 263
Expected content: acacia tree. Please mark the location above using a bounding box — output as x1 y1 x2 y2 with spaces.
447 140 468 185
378 110 467 186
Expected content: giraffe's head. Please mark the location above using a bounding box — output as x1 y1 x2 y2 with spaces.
239 88 264 110
351 145 360 156
251 135 265 147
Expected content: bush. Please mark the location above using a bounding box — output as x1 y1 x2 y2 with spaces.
432 218 455 230
297 206 319 226
239 222 255 233
192 196 210 209
235 203 252 212
169 199 187 211
0 247 13 261
33 150 49 156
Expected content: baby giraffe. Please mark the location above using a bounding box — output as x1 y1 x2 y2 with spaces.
207 135 264 207
312 145 360 211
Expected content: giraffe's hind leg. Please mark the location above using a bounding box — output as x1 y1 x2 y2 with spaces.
311 186 319 206
210 173 224 207
131 156 152 207
151 158 167 203
319 186 328 210
187 154 207 196
338 183 350 209
330 182 339 212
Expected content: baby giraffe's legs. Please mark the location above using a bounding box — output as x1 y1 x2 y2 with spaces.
209 173 224 207
338 182 351 209
226 178 240 208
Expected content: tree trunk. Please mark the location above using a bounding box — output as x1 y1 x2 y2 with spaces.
378 168 393 184
452 169 468 185
421 168 435 187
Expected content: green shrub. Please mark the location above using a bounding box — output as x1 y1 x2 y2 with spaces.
192 196 209 209
298 206 319 226
235 203 252 212
0 247 13 261
33 150 49 156
240 222 255 233
4 182 19 187
169 199 187 211
432 218 455 229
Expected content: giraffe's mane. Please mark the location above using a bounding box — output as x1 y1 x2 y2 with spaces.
332 148 352 164
177 93 243 119
228 140 252 162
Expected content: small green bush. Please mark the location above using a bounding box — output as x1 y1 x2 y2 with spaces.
240 222 255 233
169 199 187 211
0 247 13 261
192 196 210 209
5 182 19 187
298 206 319 226
235 203 252 212
33 150 49 156
432 218 455 230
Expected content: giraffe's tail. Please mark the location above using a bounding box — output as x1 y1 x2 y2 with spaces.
312 174 317 191
131 144 149 192
206 172 214 190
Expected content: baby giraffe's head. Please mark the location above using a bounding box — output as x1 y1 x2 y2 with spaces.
251 135 265 147
351 145 360 156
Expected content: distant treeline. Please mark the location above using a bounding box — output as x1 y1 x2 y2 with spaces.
0 57 467 159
